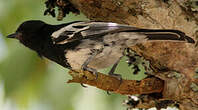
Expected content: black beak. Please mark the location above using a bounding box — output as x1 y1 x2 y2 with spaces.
7 32 20 39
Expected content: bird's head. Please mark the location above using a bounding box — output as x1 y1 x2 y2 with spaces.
7 20 50 50
7 20 68 67
7 20 46 41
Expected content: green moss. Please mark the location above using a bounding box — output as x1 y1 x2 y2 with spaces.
190 83 198 92
186 0 198 11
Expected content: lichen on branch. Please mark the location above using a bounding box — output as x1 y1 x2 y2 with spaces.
67 70 164 95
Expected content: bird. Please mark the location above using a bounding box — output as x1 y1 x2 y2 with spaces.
7 20 195 80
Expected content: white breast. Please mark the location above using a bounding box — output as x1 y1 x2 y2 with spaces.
66 48 91 70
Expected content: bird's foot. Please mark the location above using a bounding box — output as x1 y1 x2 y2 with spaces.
82 66 98 80
109 73 122 85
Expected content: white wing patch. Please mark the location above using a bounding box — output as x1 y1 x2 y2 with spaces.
51 21 134 44
51 22 89 39
107 22 118 26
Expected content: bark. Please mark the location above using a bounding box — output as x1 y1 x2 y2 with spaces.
46 0 198 109
67 70 164 95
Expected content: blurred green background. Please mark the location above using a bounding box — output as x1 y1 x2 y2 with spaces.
0 1 177 110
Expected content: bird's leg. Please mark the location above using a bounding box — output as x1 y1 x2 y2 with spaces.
106 56 123 95
107 48 131 83
81 48 103 79
108 56 123 82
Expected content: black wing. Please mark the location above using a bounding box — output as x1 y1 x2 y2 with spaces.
51 21 194 44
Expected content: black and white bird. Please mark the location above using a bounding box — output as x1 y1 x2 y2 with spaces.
7 20 194 79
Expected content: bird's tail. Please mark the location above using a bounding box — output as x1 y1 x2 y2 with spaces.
127 29 195 43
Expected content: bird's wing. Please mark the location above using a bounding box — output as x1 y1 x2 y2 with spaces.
51 21 195 44
51 21 137 44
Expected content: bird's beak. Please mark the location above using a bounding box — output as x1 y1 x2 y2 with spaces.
7 32 21 39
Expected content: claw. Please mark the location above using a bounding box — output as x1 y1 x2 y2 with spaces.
82 66 98 79
92 71 98 80
108 56 123 84
81 83 87 88
109 73 123 85
106 91 111 95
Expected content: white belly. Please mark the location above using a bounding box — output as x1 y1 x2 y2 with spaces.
65 37 124 70
66 45 123 70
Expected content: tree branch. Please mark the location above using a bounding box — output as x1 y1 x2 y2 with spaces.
67 70 164 95
44 0 198 109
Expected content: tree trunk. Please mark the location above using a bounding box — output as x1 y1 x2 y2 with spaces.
48 0 198 109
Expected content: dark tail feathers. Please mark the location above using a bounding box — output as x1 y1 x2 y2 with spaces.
129 29 195 43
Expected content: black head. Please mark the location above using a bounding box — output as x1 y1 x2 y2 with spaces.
7 20 70 67
17 20 46 33
7 20 50 50
7 20 46 40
